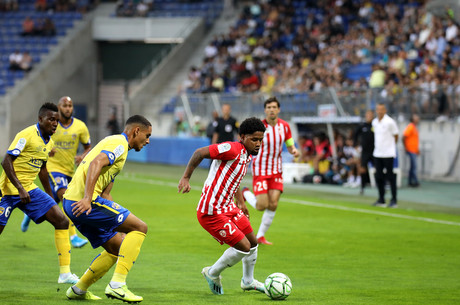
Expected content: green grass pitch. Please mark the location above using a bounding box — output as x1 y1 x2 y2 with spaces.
1 162 459 304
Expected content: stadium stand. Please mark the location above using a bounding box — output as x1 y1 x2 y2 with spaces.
0 0 86 95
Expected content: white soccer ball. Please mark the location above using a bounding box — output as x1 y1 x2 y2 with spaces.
264 272 292 300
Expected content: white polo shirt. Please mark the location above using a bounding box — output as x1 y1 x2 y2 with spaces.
372 114 399 158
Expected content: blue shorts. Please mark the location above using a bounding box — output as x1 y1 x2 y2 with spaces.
49 172 72 203
63 196 130 249
0 188 57 226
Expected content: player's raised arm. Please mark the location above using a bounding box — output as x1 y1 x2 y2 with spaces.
178 146 211 194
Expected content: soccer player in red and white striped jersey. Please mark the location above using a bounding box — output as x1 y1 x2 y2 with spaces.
243 97 299 245
178 117 266 296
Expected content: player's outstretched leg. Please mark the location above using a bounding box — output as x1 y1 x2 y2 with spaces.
21 213 31 232
67 215 88 248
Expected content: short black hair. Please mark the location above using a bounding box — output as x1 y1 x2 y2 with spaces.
125 115 151 128
239 117 265 136
264 96 280 108
39 102 58 117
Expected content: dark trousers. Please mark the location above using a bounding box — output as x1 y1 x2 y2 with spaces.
374 157 397 202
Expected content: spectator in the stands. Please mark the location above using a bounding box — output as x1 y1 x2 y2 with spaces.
1 0 18 11
35 0 47 11
21 16 36 36
136 0 149 17
20 51 33 72
9 50 22 71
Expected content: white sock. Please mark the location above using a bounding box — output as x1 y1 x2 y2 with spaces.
256 210 276 239
59 272 71 278
109 281 125 289
242 245 258 285
243 189 257 209
208 247 248 278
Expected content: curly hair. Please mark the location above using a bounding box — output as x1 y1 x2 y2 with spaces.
239 117 266 135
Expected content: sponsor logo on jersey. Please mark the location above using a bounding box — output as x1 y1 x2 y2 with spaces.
15 138 26 151
11 149 21 156
218 143 231 153
108 152 115 161
113 145 125 158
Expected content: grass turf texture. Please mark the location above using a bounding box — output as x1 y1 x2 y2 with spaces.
0 162 459 304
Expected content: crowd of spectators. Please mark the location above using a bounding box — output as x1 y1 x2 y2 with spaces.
21 16 56 36
179 0 460 118
34 0 93 13
9 50 33 72
115 0 153 17
0 0 18 11
297 128 363 186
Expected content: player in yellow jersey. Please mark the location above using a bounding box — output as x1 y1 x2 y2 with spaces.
0 102 79 285
64 115 151 302
21 96 92 248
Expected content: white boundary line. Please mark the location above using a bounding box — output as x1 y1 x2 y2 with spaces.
119 175 460 227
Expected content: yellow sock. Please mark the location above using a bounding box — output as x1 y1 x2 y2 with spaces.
111 231 146 284
76 250 118 291
69 221 77 237
55 229 71 274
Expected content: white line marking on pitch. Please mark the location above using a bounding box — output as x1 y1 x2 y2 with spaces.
119 175 460 227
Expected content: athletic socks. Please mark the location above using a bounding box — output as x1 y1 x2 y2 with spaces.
242 245 258 285
256 210 276 239
208 247 249 278
111 231 146 286
76 250 118 291
243 189 257 209
55 229 71 274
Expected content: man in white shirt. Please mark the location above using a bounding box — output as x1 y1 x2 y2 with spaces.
372 103 399 208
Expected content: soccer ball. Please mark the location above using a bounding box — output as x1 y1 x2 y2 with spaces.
264 272 292 300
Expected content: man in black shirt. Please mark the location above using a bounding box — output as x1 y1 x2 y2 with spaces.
354 110 374 194
212 103 239 144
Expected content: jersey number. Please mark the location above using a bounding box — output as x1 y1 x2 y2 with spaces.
255 181 268 192
223 223 236 235
4 207 12 218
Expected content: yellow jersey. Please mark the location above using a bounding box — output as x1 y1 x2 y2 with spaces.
64 133 129 201
47 118 90 177
0 124 54 195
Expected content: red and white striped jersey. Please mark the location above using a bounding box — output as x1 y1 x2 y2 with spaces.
197 141 252 215
252 118 293 177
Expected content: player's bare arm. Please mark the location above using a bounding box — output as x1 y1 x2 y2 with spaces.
235 188 249 218
38 161 54 198
48 147 57 157
75 143 92 165
71 152 110 217
287 145 299 158
1 154 29 203
101 181 114 201
178 146 211 194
